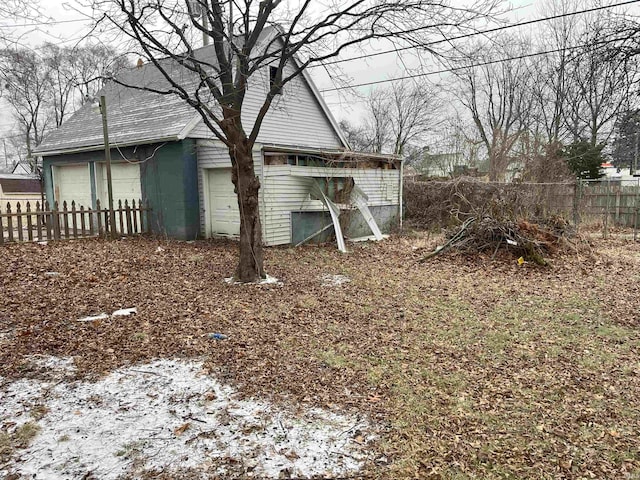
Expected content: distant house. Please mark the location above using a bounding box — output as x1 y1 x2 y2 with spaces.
601 162 640 186
11 162 33 175
419 152 467 178
34 41 401 244
0 173 41 214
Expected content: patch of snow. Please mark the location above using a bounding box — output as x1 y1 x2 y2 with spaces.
77 313 109 322
77 308 138 322
321 274 351 287
1 359 374 480
260 274 282 285
224 275 283 286
27 355 76 374
155 246 165 253
37 241 48 246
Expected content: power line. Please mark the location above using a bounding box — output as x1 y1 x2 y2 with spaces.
319 36 629 92
309 0 640 69
0 18 90 29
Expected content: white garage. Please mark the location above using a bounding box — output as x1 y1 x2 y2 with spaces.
207 168 240 236
97 162 141 207
52 164 92 209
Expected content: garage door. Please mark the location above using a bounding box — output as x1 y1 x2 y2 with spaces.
98 162 141 207
54 164 92 209
208 168 240 236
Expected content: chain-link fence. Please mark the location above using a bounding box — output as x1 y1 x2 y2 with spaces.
403 177 640 239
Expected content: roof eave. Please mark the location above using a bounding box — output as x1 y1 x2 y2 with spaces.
34 135 181 157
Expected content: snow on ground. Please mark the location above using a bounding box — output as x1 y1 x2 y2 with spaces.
77 307 137 322
224 275 283 286
0 357 374 479
320 274 351 287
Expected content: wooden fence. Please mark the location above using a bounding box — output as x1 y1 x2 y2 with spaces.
0 199 151 244
578 181 640 228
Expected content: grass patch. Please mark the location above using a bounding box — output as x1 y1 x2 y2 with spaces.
0 422 41 464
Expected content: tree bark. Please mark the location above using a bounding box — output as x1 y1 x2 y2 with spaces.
226 126 265 283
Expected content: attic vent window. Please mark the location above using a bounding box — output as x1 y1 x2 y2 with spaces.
269 66 282 95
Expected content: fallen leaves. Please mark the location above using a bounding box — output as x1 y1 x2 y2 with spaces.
174 422 191 436
0 234 639 480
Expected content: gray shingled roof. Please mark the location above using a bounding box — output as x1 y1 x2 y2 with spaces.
35 27 348 155
35 53 208 155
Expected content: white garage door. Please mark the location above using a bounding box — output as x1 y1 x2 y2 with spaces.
54 164 92 209
208 168 240 236
98 162 141 207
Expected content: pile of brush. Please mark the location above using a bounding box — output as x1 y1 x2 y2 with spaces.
421 212 576 265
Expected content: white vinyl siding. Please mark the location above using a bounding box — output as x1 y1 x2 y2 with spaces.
53 164 92 209
197 141 400 245
188 66 343 150
261 165 400 246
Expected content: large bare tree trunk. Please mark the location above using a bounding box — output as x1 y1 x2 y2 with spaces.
226 128 265 283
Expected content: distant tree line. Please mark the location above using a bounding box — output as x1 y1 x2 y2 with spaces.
0 43 129 171
342 0 640 182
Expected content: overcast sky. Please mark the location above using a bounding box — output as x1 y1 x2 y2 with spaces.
1 0 633 145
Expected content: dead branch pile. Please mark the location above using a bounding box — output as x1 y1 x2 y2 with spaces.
421 212 577 265
404 177 575 229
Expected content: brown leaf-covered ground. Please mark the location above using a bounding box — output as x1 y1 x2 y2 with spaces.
1 233 639 479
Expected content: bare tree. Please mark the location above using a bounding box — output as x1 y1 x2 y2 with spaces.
344 80 443 156
364 91 392 154
529 0 581 144
83 0 502 282
338 119 372 152
1 43 127 170
453 37 534 181
0 48 53 167
41 44 77 129
389 80 444 155
72 44 131 104
0 1 41 46
563 16 637 146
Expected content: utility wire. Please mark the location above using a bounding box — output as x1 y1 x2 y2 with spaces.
309 0 640 69
0 18 91 29
319 36 630 92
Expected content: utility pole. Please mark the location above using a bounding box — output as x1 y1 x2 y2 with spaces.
634 131 639 176
2 139 7 170
99 95 116 239
202 11 209 46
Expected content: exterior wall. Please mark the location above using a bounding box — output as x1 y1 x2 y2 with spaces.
188 66 344 150
291 205 399 245
140 139 200 240
0 187 42 228
262 165 401 246
196 140 263 238
43 149 130 209
42 140 200 240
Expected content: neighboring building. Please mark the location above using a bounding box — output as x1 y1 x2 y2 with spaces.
0 173 42 221
11 162 34 175
601 162 640 186
34 40 401 244
417 152 467 178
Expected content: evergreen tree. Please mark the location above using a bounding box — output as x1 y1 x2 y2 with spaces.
562 141 605 179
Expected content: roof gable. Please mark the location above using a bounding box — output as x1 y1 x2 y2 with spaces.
36 30 347 155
